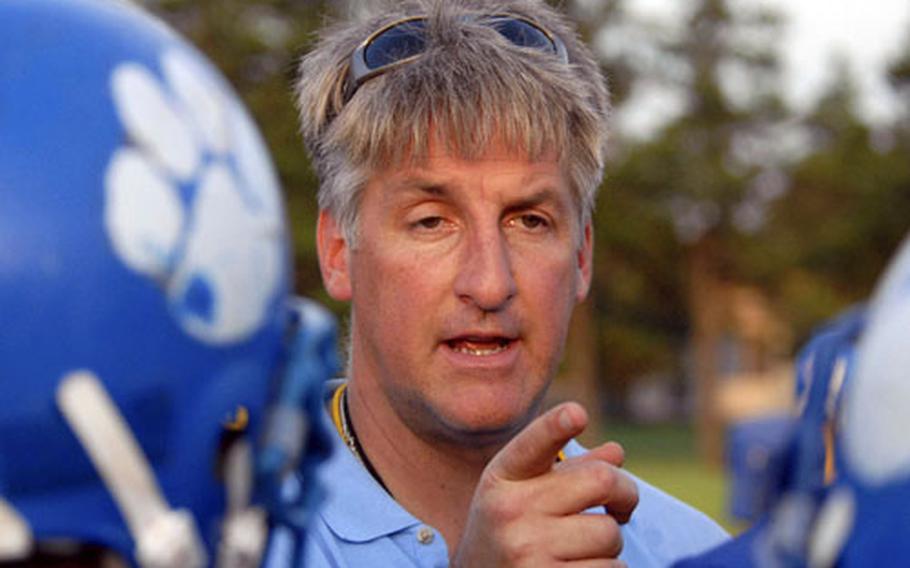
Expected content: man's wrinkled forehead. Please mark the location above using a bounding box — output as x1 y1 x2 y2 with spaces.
367 131 568 186
379 159 567 202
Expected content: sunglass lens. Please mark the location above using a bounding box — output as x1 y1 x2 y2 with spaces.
489 18 555 53
364 20 428 69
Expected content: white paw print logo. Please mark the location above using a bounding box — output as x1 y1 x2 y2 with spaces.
104 49 285 345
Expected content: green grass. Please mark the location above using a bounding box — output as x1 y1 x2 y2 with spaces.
603 422 749 535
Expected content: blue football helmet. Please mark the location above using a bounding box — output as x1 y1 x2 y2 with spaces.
675 234 910 568
812 234 910 567
0 0 334 566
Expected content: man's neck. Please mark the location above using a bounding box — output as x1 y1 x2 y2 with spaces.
344 379 503 556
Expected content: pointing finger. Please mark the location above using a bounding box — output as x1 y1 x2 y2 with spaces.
489 402 588 481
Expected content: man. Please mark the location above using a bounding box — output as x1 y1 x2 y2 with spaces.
0 1 333 566
293 1 729 565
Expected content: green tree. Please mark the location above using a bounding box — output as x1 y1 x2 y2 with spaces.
888 25 910 128
598 0 788 461
756 61 909 344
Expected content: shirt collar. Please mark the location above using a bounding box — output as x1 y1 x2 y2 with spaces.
315 383 422 542
315 380 581 542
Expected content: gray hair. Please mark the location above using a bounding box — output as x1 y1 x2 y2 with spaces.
295 0 610 244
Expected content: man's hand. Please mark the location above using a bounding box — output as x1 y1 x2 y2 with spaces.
452 402 638 567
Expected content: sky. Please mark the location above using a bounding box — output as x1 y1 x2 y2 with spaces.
616 0 910 137
752 0 910 121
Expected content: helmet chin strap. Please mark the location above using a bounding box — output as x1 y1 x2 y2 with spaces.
0 497 32 561
56 371 207 568
217 439 268 568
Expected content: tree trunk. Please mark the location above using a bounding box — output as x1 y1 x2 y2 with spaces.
687 236 725 466
551 298 607 447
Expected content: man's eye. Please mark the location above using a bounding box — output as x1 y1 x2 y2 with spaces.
518 214 549 230
415 217 443 230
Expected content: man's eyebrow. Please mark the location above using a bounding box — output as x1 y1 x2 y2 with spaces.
387 176 450 197
506 187 568 213
385 176 568 211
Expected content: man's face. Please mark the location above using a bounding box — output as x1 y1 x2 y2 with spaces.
318 142 592 447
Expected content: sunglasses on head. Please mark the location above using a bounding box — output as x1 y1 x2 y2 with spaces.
344 14 569 102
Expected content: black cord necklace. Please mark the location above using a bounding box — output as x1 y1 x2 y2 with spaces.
332 383 392 495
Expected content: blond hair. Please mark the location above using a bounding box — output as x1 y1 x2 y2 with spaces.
296 0 609 243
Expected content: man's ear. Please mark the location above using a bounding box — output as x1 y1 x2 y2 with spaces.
575 221 593 302
316 210 352 301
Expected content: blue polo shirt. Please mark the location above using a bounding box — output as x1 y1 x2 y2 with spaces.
270 406 729 567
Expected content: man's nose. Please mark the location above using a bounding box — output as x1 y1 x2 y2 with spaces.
453 227 517 312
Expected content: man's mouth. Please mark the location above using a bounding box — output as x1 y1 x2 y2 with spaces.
445 336 514 357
